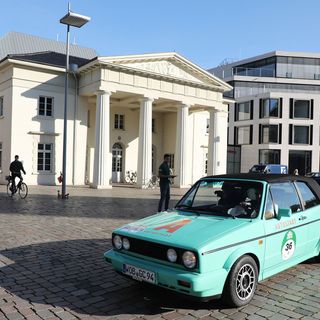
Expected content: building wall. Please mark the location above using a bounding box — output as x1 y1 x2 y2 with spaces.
230 90 320 173
0 68 13 178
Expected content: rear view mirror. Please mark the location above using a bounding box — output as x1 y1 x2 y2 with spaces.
277 208 292 219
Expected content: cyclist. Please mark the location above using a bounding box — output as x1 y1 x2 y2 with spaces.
9 155 26 194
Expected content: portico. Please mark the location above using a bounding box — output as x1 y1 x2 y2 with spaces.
79 52 231 189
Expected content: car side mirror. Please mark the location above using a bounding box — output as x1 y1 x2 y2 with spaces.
277 208 292 219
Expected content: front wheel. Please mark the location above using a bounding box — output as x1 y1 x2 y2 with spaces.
18 183 28 199
222 255 258 307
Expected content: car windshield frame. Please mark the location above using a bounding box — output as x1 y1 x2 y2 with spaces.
175 178 265 219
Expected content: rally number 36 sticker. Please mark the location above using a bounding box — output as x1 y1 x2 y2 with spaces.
281 230 296 260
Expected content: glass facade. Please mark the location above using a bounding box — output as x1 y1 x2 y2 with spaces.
236 126 251 145
261 125 279 144
293 100 310 118
259 149 280 164
260 98 280 118
293 126 309 144
235 101 251 121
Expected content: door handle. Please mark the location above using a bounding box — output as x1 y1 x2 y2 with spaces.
299 215 307 221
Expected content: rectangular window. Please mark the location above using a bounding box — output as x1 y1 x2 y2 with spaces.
37 143 52 172
0 142 2 171
259 149 280 164
236 126 251 145
235 101 251 121
260 98 280 118
0 97 3 117
114 114 124 129
293 100 310 119
261 125 279 143
293 125 310 144
39 96 53 116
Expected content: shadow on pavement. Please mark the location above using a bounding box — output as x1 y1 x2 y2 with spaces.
0 239 220 317
0 194 178 220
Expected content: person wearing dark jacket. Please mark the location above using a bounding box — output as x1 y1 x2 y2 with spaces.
158 154 177 212
9 155 26 192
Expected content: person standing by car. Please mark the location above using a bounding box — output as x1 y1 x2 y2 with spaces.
158 154 177 212
9 155 26 192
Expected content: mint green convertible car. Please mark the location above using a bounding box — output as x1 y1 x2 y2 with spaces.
104 174 320 307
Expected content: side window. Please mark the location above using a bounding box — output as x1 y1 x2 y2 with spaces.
270 182 302 213
295 181 320 209
264 190 276 220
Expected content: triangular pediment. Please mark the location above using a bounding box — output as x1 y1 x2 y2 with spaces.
97 52 231 91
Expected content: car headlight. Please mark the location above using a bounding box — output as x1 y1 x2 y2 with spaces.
167 248 177 262
122 238 130 250
182 251 196 268
113 235 122 249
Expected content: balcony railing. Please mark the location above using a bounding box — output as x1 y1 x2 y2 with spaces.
232 67 275 77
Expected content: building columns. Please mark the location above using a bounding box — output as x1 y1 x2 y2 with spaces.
92 90 112 189
137 97 153 188
174 104 189 187
207 109 228 176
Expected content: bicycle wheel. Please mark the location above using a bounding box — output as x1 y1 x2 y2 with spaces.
18 183 28 199
6 182 12 197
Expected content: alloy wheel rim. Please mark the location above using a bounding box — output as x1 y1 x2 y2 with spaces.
236 263 255 300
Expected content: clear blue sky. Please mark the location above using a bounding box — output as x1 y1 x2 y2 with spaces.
2 0 320 69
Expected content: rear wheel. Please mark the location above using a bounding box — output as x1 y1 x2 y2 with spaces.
222 255 258 307
6 182 12 197
18 183 28 199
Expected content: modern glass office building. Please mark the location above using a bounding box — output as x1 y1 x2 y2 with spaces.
209 51 320 175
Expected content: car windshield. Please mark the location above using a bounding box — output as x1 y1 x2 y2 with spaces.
176 179 264 219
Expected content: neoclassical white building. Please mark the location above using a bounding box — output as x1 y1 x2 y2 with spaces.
0 32 231 188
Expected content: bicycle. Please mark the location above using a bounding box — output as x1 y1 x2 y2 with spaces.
125 171 137 184
146 175 159 189
6 175 28 199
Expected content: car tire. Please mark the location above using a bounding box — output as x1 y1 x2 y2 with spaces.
222 255 258 307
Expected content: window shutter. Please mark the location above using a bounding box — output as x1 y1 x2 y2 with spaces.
234 103 238 121
289 124 293 144
310 99 314 119
279 98 283 118
279 124 282 144
310 125 313 145
234 127 238 145
259 99 262 118
289 98 294 119
250 125 253 144
259 124 262 144
250 100 254 120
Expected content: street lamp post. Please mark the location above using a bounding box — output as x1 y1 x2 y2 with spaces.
60 4 90 198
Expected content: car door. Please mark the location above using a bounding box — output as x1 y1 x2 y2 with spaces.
262 182 309 279
294 181 320 257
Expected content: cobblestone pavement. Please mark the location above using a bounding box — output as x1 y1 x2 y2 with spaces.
0 184 319 320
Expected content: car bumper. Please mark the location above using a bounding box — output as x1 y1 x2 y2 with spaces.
104 249 227 298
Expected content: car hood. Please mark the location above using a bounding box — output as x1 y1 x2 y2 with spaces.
114 210 250 251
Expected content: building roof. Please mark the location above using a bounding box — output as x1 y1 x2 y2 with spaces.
7 51 92 68
0 31 97 60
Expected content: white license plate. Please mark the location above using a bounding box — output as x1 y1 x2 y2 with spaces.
122 264 156 284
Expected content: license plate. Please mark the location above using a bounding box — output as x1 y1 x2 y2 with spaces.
122 264 156 284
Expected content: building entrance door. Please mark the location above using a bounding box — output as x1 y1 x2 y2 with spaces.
112 143 123 183
289 150 311 175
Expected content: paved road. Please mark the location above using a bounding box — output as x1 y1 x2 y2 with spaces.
0 185 319 320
